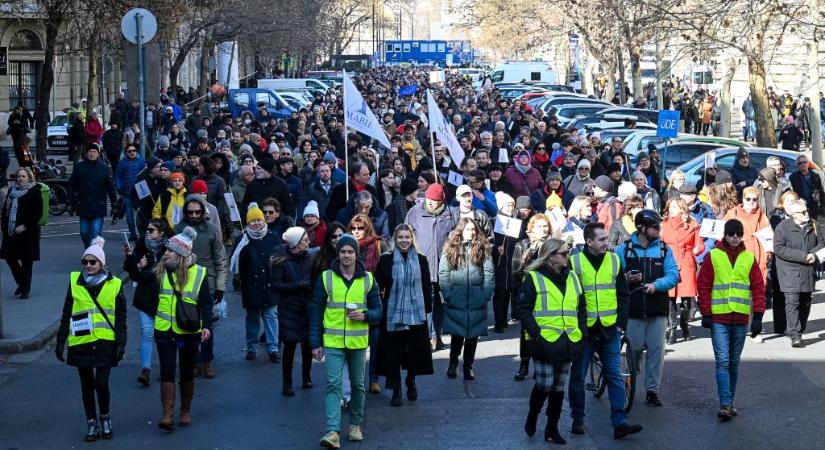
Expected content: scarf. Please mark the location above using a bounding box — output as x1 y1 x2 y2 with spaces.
423 200 446 216
6 183 32 232
144 235 166 260
83 270 109 287
351 177 367 193
386 248 426 331
515 160 532 174
246 223 268 240
533 152 549 165
359 235 381 272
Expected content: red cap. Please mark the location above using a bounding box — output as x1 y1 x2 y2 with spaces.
190 179 208 194
424 183 444 200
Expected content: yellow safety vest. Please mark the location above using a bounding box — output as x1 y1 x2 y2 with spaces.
155 265 207 334
571 252 620 327
710 249 754 315
528 271 583 343
68 272 121 347
322 269 373 350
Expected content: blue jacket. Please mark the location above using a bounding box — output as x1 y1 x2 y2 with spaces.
450 188 498 218
616 233 679 294
115 155 146 193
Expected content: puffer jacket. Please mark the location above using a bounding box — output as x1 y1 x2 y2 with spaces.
69 158 118 218
175 196 228 292
272 246 314 342
115 155 146 194
237 231 279 309
438 245 495 338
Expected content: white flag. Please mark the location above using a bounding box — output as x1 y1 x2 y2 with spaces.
426 89 464 167
343 71 392 149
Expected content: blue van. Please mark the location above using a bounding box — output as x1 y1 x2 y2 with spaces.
227 88 295 119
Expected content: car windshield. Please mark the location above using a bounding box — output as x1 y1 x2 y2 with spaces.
50 115 68 127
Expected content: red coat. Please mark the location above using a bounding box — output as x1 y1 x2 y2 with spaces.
301 220 327 248
697 240 766 325
84 118 104 144
502 166 543 198
660 216 704 297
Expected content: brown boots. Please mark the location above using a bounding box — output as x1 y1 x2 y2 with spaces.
179 381 194 426
158 382 176 430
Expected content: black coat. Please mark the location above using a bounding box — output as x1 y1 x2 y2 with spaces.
56 273 127 368
789 170 824 219
69 159 117 218
325 180 379 223
241 176 295 220
0 186 42 261
773 218 825 293
304 179 338 222
272 247 314 342
375 252 434 378
492 231 518 290
237 232 280 309
123 238 164 316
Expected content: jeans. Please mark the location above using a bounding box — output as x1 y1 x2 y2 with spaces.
368 326 379 383
244 306 278 354
324 348 366 432
569 333 628 426
123 195 137 238
710 323 747 407
79 217 104 248
626 316 668 393
139 311 155 370
743 118 756 141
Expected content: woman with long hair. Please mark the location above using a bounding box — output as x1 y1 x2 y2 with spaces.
661 198 704 343
607 196 644 251
0 166 42 299
707 183 739 218
562 195 594 253
311 222 346 283
664 170 686 204
375 224 434 406
348 214 386 273
438 218 494 380
511 213 552 381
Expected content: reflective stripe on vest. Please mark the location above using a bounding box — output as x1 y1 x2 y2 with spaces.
709 249 754 315
528 271 582 343
322 270 373 349
571 252 619 327
154 265 207 334
67 272 121 347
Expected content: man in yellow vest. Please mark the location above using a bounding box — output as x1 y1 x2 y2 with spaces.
310 234 382 449
568 223 643 439
697 219 765 421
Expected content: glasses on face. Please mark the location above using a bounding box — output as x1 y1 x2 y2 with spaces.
351 226 366 231
793 210 809 216
537 146 546 150
81 259 98 266
262 210 277 215
744 197 758 202
147 227 158 233
186 209 203 216
708 167 718 171
798 161 808 166
726 232 743 238
127 149 137 153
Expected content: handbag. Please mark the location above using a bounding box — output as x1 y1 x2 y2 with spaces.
167 271 200 332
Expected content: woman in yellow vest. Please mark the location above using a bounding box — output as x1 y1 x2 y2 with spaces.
55 237 127 442
309 233 382 449
152 226 212 431
515 238 587 445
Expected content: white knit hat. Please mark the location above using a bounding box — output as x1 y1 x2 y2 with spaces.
282 226 306 248
83 236 106 266
495 191 515 208
303 200 320 218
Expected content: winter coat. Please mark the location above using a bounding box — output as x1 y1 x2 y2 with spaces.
387 193 412 234
660 216 704 297
114 155 146 194
300 220 327 248
69 159 117 218
192 173 226 209
790 170 824 219
325 180 380 224
773 218 825 293
305 179 338 222
152 187 187 230
237 232 280 309
334 194 391 242
84 118 104 144
404 203 459 282
723 205 770 281
688 200 717 263
0 185 41 261
438 245 494 338
563 175 594 197
515 265 587 363
697 240 766 325
175 200 228 292
780 125 804 151
101 128 124 161
56 273 127 368
241 176 295 221
607 216 634 252
596 197 623 233
492 229 519 290
123 237 164 316
272 247 314 342
730 162 760 192
502 166 543 199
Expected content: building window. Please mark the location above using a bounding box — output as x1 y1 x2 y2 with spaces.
386 43 393 53
412 42 418 47
437 43 446 53
8 62 38 110
394 44 402 52
403 43 410 52
9 29 42 51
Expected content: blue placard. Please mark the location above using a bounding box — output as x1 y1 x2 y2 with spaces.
656 110 680 138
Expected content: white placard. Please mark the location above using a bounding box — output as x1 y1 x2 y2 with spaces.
815 247 825 262
704 151 716 170
172 205 182 226
548 207 567 231
71 315 92 335
494 214 522 238
447 171 464 186
572 229 585 245
134 180 152 199
497 148 509 163
754 226 774 252
427 89 464 167
224 192 242 223
429 70 445 84
699 219 726 239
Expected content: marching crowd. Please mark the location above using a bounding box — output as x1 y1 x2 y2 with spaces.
26 66 825 447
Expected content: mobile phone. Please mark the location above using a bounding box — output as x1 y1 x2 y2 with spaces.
122 232 132 252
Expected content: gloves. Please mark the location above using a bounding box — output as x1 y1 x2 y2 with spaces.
750 313 763 338
213 289 224 303
701 316 712 329
116 345 125 362
55 342 65 362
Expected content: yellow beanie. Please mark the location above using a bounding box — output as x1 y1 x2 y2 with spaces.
246 202 265 223
546 192 563 210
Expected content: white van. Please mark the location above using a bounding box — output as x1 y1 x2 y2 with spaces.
257 78 330 92
482 61 559 86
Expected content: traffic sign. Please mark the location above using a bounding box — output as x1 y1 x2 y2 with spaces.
656 110 680 138
121 8 157 44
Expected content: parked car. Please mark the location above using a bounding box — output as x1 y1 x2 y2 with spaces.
47 113 69 155
567 113 654 131
597 107 660 123
548 104 614 127
675 135 753 148
676 147 822 186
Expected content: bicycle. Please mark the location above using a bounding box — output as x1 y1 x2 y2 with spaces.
34 159 71 216
586 331 636 413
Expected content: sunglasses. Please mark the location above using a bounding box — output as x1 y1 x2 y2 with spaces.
147 227 158 233
127 149 137 153
793 210 809 215
81 259 98 266
726 232 743 238
744 197 758 202
351 226 366 231
263 210 277 215
332 233 343 239
186 209 203 216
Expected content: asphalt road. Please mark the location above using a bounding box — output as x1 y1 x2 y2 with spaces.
1 218 824 449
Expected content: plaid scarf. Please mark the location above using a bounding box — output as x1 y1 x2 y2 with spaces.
386 247 426 331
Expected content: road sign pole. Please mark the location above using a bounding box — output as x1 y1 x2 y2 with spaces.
135 13 147 158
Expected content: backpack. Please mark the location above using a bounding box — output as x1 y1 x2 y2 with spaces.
36 182 50 225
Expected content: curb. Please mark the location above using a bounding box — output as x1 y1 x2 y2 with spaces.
0 319 60 354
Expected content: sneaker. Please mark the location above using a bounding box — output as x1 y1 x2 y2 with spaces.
369 382 381 394
268 352 281 363
613 423 643 439
791 335 804 347
319 431 340 448
246 351 256 361
718 405 733 421
730 406 738 416
347 425 364 441
750 335 763 344
85 418 100 442
646 391 662 407
100 414 113 439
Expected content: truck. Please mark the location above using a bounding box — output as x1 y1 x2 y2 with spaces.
479 61 560 87
227 88 295 119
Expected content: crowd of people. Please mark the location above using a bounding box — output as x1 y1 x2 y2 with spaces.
35 66 825 447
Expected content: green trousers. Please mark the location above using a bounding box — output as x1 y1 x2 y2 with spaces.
324 347 367 432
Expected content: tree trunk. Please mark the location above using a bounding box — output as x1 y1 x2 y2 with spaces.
628 43 642 101
199 34 211 95
86 40 98 119
805 12 823 165
35 16 62 161
655 39 663 110
617 48 626 104
582 52 595 96
747 56 776 147
719 57 737 138
603 60 616 102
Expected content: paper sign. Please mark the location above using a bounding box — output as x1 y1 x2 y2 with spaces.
447 171 464 186
572 229 585 245
497 148 509 163
704 151 716 170
699 219 726 239
494 214 522 238
815 247 825 263
754 226 774 252
429 70 445 84
548 207 567 231
224 192 241 223
122 232 133 252
71 314 92 334
134 180 152 199
172 205 182 226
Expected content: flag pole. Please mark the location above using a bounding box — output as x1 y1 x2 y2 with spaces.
344 69 350 201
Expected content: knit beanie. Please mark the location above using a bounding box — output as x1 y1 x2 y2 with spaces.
169 171 185 183
258 158 277 174
577 159 591 169
594 175 614 193
724 219 744 237
190 179 208 194
283 226 307 248
303 200 320 218
146 157 162 170
336 233 361 259
425 183 445 200
166 226 197 258
495 191 515 208
83 236 107 266
516 195 532 210
246 202 265 223
546 192 563 210
158 135 170 147
400 177 418 196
